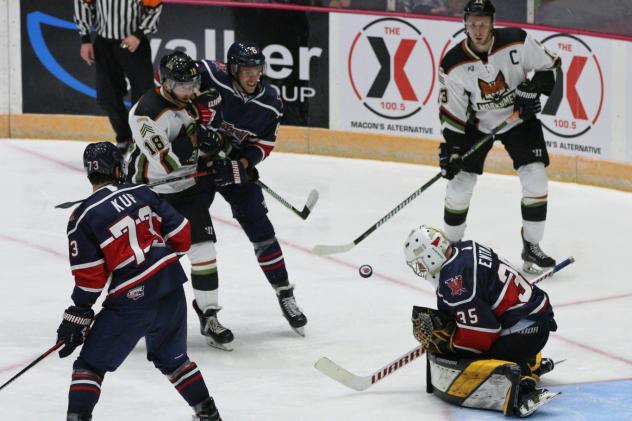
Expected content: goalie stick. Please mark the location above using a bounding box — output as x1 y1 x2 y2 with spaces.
314 256 574 391
311 112 520 256
256 180 319 220
314 346 424 391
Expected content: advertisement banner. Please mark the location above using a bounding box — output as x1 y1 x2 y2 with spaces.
20 1 329 127
329 12 620 161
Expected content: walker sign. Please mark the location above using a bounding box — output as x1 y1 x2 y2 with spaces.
331 14 439 137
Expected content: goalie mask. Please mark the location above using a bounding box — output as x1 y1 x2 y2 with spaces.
404 226 451 287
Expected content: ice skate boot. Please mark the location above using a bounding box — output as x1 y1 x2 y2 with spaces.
192 397 222 421
521 229 555 274
275 284 307 336
515 383 560 418
192 300 234 351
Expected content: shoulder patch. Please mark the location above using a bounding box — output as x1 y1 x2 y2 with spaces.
441 40 477 74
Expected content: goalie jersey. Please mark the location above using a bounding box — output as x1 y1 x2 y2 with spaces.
439 28 560 136
66 183 191 308
436 240 554 355
198 60 283 167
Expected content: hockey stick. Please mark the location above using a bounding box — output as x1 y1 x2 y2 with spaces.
530 256 575 285
54 170 212 209
0 340 64 392
314 345 425 391
256 180 319 220
311 112 521 255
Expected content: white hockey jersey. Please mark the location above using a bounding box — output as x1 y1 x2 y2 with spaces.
127 87 199 194
439 28 559 135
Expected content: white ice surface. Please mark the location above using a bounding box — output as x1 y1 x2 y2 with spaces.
0 139 631 420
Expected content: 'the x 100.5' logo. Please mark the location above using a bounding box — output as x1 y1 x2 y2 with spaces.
348 18 436 120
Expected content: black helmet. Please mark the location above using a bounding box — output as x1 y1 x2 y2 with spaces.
159 51 200 84
463 0 495 19
83 142 124 182
227 41 266 76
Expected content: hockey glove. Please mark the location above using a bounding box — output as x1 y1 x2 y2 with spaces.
438 143 463 180
197 125 224 157
514 80 541 121
57 305 94 358
208 159 251 187
191 89 221 128
411 306 455 355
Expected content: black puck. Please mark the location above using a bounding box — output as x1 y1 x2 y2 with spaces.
359 264 373 278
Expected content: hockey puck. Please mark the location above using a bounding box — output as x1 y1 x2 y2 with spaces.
359 264 373 278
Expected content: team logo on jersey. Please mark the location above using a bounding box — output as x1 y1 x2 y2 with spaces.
126 285 145 301
445 275 467 296
347 18 436 119
539 34 604 139
477 71 512 107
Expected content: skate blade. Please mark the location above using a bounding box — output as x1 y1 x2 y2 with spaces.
522 261 550 275
291 326 306 337
205 337 234 352
518 391 560 417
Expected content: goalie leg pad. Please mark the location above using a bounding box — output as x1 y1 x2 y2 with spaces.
426 351 522 416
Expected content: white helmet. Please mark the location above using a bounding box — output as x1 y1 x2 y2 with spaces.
404 225 451 284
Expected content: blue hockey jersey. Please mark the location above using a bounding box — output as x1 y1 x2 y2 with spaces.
66 183 191 308
436 241 554 355
197 60 283 166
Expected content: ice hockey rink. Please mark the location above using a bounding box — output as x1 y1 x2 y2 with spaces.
1 138 631 420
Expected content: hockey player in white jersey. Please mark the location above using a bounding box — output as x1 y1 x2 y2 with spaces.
438 0 562 274
126 51 235 350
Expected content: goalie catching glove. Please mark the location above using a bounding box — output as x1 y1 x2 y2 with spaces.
411 305 455 355
56 305 94 358
513 80 541 121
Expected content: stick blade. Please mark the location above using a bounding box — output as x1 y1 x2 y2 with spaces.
298 189 320 220
314 357 369 391
311 242 355 256
54 201 78 209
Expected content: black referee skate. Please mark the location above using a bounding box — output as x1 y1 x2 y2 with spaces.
521 230 556 274
275 284 307 336
192 301 234 351
192 397 222 421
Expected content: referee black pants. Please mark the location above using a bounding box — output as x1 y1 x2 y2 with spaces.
93 35 154 144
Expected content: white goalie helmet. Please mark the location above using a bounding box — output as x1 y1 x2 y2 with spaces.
404 225 451 285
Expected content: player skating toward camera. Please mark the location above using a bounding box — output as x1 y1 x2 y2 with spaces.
195 41 307 335
404 225 559 417
438 0 562 273
59 142 221 420
126 51 235 350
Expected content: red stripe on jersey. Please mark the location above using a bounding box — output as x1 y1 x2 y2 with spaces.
166 220 191 254
493 275 525 317
256 141 274 159
102 219 167 269
106 255 179 298
73 264 108 290
453 325 499 353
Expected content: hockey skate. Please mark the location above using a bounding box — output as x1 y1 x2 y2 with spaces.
67 414 92 421
192 397 222 421
192 301 234 351
521 230 556 274
275 284 307 336
515 386 560 417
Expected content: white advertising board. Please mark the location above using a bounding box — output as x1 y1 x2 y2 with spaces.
329 12 631 163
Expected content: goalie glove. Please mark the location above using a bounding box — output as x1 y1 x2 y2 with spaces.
438 143 463 180
513 80 541 121
56 305 94 358
411 306 455 355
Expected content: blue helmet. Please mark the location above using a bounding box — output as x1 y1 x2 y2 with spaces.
226 41 266 77
83 142 124 181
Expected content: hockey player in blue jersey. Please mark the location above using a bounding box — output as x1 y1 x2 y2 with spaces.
57 142 221 421
404 225 559 417
192 41 307 336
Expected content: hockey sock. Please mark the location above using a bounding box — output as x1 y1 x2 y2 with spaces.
166 360 210 407
254 237 289 287
67 367 104 415
190 242 220 309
